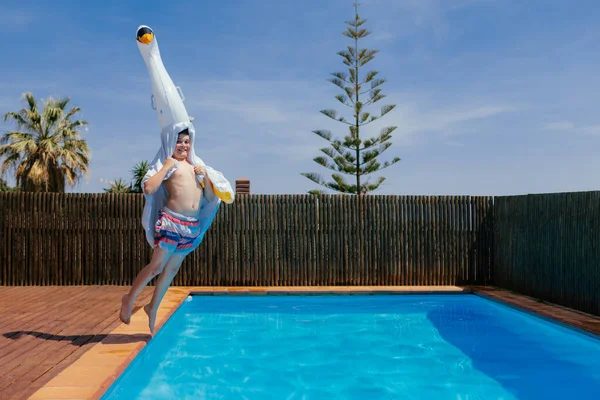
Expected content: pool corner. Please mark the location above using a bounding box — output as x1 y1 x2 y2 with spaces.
27 287 193 400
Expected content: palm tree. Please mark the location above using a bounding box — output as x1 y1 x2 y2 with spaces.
0 92 90 192
103 178 133 194
100 160 149 194
100 160 149 193
0 178 18 192
130 160 149 194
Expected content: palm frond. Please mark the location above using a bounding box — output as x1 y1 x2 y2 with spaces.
0 93 90 192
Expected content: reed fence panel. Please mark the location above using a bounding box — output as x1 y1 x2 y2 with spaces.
0 193 494 286
493 191 600 316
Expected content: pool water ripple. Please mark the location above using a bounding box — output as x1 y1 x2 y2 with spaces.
102 295 600 400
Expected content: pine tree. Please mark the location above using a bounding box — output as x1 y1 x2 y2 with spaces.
302 3 400 195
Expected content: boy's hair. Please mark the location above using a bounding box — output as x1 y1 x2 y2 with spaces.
178 128 189 136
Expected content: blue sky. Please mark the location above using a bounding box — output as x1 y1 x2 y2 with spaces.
1 0 600 196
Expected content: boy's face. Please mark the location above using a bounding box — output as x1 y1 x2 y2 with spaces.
173 133 191 160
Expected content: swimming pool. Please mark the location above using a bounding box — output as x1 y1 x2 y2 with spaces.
101 294 600 399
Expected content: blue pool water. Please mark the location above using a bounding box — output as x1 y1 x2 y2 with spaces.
102 294 600 399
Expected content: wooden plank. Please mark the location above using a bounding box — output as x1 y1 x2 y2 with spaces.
0 286 154 400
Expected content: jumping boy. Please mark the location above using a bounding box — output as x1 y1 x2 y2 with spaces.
119 127 231 334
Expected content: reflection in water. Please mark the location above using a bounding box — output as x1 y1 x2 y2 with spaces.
427 299 600 399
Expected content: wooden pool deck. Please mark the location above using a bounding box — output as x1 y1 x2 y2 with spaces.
0 285 598 400
0 286 154 400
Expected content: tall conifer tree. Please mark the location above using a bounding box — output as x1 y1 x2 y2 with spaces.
302 3 400 195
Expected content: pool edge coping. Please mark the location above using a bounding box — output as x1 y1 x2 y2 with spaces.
93 288 191 399
189 285 468 296
470 290 600 341
27 287 192 400
26 285 600 400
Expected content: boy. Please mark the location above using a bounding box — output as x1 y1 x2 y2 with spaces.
120 128 224 334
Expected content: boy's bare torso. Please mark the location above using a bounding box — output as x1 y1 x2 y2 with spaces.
164 160 203 217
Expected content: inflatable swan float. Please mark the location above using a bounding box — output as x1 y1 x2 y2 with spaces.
135 25 234 247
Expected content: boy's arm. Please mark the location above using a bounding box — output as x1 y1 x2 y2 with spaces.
144 158 177 195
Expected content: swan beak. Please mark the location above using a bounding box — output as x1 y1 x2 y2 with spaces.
136 26 154 45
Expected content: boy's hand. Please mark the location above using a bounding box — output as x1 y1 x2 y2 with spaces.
194 165 205 175
163 157 177 171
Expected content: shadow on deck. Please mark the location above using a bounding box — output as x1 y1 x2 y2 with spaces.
0 286 153 400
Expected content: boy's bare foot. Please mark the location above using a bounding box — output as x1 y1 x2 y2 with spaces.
120 294 133 324
144 304 157 335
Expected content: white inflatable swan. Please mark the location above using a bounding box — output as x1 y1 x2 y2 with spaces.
136 25 234 247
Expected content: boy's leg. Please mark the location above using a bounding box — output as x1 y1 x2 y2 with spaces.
144 252 187 334
120 246 172 324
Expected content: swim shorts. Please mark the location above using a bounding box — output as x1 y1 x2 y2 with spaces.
154 207 203 254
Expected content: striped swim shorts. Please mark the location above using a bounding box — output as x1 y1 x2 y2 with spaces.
154 207 203 254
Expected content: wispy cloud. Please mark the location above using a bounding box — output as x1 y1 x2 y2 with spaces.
365 0 492 40
545 121 600 136
545 121 576 131
179 80 331 163
171 77 517 174
195 95 290 124
103 14 134 25
444 140 466 147
417 104 514 131
0 9 35 30
378 95 516 145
